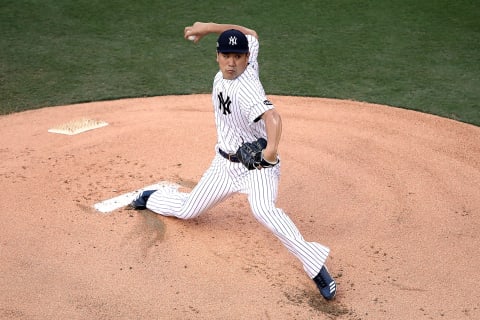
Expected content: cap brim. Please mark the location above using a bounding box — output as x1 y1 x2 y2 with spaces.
217 49 249 53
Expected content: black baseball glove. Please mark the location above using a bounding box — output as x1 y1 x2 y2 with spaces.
236 138 279 170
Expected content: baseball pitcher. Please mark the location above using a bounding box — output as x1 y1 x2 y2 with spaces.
130 22 337 300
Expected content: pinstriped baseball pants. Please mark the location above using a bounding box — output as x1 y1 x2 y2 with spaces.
146 153 330 278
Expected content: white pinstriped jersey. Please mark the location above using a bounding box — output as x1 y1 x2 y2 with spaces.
212 35 274 154
146 32 330 280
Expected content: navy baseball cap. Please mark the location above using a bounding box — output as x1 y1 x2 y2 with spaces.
216 29 249 53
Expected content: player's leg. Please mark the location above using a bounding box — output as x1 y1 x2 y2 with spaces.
245 168 330 276
244 167 335 299
147 155 235 219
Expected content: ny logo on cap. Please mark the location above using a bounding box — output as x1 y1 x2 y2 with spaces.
229 36 237 46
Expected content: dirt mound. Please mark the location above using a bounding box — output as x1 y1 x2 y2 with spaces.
1 95 479 319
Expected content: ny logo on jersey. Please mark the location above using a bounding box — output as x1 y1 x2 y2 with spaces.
229 36 237 46
217 92 232 115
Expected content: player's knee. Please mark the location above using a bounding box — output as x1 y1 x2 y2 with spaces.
251 205 278 221
177 210 202 220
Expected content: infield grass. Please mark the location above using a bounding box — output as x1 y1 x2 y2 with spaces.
1 0 479 125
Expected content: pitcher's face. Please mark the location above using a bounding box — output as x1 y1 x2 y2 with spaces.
216 52 249 80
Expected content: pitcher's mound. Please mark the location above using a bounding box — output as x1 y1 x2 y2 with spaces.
0 94 479 319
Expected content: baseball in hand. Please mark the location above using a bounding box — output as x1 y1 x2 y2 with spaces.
188 35 196 41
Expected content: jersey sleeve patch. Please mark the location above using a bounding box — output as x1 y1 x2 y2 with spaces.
249 100 274 124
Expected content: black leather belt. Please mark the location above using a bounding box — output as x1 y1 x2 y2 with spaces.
218 148 240 162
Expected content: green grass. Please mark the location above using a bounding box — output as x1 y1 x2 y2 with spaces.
1 0 479 125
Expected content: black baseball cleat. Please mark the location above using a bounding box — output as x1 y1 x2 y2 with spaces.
313 265 337 300
129 189 156 210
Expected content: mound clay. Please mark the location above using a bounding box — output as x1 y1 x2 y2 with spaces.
1 95 479 319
